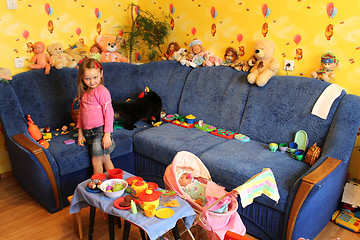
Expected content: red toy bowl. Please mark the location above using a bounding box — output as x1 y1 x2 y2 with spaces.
91 173 107 181
108 168 124 179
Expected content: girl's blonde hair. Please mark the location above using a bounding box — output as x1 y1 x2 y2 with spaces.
77 58 104 99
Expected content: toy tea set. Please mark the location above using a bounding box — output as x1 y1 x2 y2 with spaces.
163 114 250 142
86 169 177 219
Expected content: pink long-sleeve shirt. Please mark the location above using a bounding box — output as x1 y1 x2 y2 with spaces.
77 84 114 133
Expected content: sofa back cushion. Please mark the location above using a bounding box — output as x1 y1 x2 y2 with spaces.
239 76 345 147
178 67 250 132
11 68 78 130
104 61 192 114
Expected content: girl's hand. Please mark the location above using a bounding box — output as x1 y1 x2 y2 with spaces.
102 132 112 149
78 128 85 146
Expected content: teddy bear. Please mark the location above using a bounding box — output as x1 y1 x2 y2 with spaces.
202 50 222 66
96 34 129 63
173 48 196 68
29 41 53 75
231 56 257 72
47 42 77 69
64 38 90 63
247 40 280 87
311 52 339 82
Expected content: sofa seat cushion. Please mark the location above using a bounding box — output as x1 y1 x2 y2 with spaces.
199 139 311 212
133 123 228 166
48 129 133 176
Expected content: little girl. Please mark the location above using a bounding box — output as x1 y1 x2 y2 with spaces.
76 58 115 174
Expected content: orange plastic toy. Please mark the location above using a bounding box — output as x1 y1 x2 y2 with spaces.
26 115 49 149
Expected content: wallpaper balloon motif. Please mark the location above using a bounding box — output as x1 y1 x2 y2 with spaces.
325 2 336 41
44 3 53 16
261 4 270 37
94 8 102 19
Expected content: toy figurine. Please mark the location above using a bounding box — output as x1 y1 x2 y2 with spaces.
162 42 180 60
222 47 239 66
188 39 206 67
29 41 53 75
311 52 340 82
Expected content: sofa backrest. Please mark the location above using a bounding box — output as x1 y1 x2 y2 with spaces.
10 67 79 130
104 61 192 114
239 75 346 147
178 66 251 132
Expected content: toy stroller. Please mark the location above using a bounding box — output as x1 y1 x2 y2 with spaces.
163 151 247 240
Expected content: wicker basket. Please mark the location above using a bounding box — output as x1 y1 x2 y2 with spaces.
71 98 79 125
304 143 321 166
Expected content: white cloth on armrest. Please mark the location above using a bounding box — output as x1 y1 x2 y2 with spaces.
311 84 344 120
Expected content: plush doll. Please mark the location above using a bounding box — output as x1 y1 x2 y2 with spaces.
96 34 129 63
29 41 53 75
188 39 206 67
47 42 77 69
222 47 239 66
202 50 222 66
0 67 12 83
247 40 280 87
311 52 340 82
173 48 196 68
89 43 102 61
162 42 180 60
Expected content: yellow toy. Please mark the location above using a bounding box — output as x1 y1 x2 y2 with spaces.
311 52 340 82
247 40 280 87
47 42 77 69
96 34 129 63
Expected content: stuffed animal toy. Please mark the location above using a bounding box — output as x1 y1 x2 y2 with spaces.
231 56 256 72
188 39 206 67
247 40 280 87
0 67 12 83
311 52 340 82
89 43 101 61
29 41 53 75
47 42 77 69
202 50 222 66
173 48 196 68
96 34 129 63
64 39 90 63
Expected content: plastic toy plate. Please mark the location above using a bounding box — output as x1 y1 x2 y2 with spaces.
171 120 194 129
156 208 174 219
114 196 137 210
85 186 102 193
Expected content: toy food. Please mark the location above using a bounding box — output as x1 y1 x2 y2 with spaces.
247 40 280 87
29 41 53 75
96 34 129 63
47 42 77 69
311 52 340 82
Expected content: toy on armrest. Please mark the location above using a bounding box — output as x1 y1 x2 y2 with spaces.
26 115 49 149
28 41 53 75
311 52 340 82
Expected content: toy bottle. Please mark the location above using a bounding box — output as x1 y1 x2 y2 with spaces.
130 200 137 214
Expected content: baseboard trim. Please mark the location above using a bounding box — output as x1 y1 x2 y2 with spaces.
0 171 13 180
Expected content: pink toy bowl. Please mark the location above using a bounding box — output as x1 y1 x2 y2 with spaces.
108 168 124 179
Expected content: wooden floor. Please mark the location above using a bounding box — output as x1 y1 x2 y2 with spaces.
0 175 358 240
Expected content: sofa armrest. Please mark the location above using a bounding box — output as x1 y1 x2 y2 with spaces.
12 133 60 209
286 157 341 240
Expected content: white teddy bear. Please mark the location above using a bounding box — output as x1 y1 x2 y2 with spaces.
173 48 196 68
47 42 77 69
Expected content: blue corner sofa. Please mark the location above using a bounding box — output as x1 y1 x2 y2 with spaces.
1 61 359 240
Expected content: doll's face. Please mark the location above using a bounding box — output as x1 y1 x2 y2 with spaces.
91 46 100 53
34 42 45 54
179 173 192 187
226 50 234 56
192 44 202 54
169 44 175 52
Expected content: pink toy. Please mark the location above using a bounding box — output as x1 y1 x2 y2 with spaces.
29 41 53 75
164 151 246 240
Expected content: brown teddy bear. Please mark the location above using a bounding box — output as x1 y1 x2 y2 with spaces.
311 52 339 82
96 34 129 63
47 42 77 69
247 40 280 87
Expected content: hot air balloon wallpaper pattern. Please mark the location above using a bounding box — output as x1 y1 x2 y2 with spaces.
261 4 270 37
325 3 337 41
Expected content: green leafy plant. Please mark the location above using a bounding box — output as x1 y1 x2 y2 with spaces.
118 3 171 63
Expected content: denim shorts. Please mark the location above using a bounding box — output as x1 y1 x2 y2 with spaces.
83 126 115 157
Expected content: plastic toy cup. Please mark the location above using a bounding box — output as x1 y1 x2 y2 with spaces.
178 116 185 122
279 143 288 153
288 142 298 154
144 204 156 217
294 150 304 161
269 143 278 152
